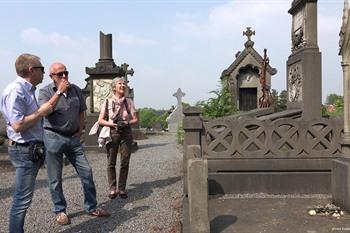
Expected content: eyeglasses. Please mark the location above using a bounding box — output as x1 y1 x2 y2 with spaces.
51 71 69 77
32 66 45 73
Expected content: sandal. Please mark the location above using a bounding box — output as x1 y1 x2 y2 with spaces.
89 208 110 217
56 212 70 225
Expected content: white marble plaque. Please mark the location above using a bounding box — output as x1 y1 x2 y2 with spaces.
92 79 112 112
288 63 302 102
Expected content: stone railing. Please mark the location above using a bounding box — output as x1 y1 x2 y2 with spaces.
203 117 342 159
182 106 343 233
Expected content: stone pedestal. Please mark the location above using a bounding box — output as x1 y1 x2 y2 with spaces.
286 48 322 120
83 31 144 151
332 158 350 212
187 159 209 233
183 107 202 196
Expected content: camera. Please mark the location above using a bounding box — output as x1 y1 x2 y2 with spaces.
113 116 128 130
29 142 45 162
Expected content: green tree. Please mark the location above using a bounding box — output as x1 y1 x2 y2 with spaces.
139 108 169 128
270 89 287 112
277 90 287 112
323 94 344 117
196 78 238 118
271 89 279 112
325 94 343 105
335 97 344 113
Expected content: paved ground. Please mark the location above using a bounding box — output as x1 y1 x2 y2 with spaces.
0 134 183 233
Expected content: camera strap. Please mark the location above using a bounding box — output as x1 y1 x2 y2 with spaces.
104 99 109 120
112 98 131 119
123 98 131 117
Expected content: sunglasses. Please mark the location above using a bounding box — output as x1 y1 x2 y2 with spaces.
32 66 45 73
51 71 69 77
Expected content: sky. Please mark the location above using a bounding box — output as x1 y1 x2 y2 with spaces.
0 0 345 110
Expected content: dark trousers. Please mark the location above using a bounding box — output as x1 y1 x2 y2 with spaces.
106 127 133 191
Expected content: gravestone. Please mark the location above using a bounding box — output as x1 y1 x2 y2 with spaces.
83 31 139 149
286 0 322 120
166 88 185 133
221 27 277 111
152 122 163 132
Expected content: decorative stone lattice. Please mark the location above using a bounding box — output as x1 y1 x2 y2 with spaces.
203 117 342 158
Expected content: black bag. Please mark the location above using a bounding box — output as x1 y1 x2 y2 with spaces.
28 141 45 162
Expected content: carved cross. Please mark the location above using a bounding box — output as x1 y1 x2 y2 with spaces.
121 63 134 83
173 88 185 107
243 27 255 41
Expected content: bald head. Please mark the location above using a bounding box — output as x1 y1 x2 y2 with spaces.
49 62 66 76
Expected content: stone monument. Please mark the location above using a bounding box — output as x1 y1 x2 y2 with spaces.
166 88 185 133
287 0 322 120
83 31 136 149
221 27 277 111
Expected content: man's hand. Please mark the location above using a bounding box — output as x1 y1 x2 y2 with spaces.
58 79 70 93
37 102 53 116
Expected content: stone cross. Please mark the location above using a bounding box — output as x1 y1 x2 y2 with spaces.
121 63 134 83
173 88 185 107
243 27 255 48
243 27 255 42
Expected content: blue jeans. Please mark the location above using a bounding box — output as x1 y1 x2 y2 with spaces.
44 129 97 213
8 144 44 233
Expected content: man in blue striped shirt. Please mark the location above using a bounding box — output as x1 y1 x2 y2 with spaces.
0 53 68 233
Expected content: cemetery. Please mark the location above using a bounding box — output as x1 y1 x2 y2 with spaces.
1 0 350 232
182 0 350 232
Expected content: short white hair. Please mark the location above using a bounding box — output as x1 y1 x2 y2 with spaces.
111 77 126 88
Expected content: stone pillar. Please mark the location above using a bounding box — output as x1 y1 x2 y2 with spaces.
183 106 202 147
183 106 202 196
332 0 350 212
342 62 350 155
287 0 322 120
187 159 209 233
99 32 113 61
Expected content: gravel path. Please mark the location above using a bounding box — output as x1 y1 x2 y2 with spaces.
0 133 183 233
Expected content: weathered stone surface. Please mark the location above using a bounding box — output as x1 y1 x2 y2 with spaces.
287 0 321 120
221 27 277 111
187 159 209 233
332 158 350 212
166 88 185 133
184 145 201 196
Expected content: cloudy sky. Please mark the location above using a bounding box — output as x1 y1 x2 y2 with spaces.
0 0 344 109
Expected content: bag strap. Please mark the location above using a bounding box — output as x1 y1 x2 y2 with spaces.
123 98 131 116
104 99 109 120
111 98 131 118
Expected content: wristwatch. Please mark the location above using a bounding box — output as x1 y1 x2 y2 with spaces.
55 90 63 96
